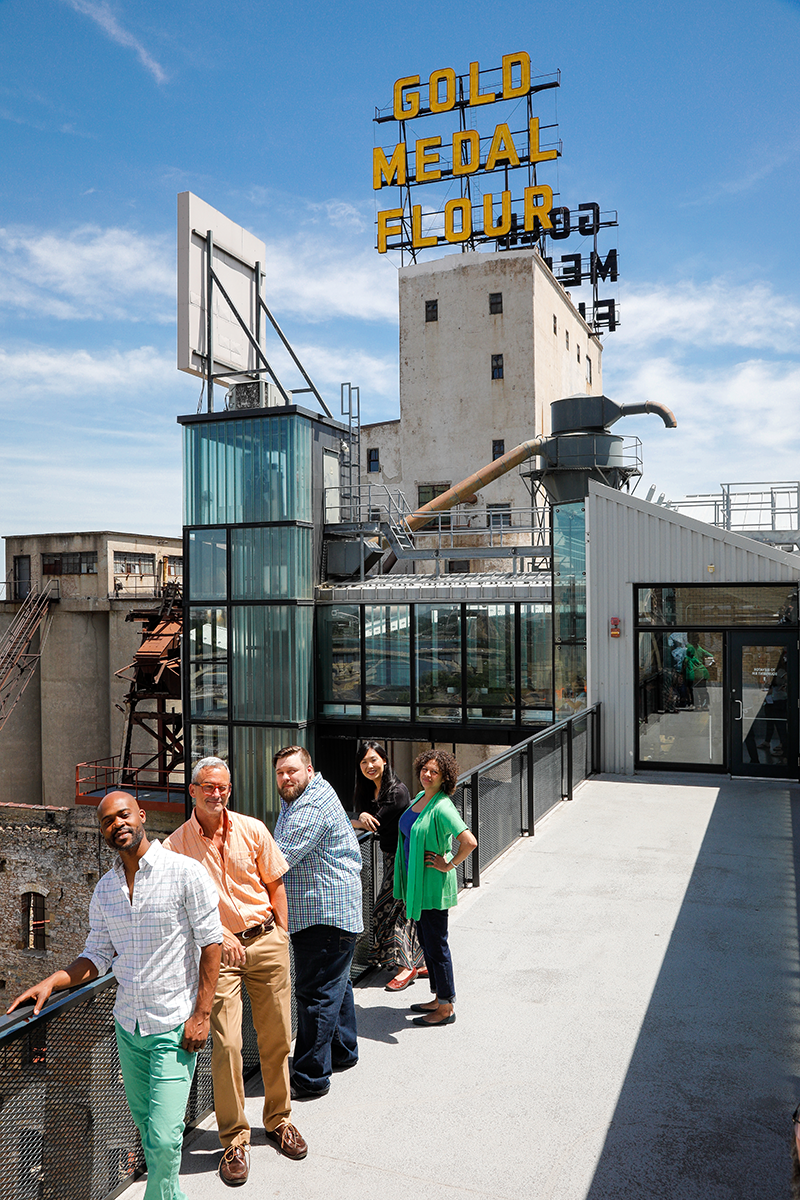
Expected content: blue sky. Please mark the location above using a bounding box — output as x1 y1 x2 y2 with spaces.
1 0 799 555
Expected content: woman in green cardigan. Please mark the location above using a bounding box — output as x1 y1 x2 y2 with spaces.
394 750 477 1027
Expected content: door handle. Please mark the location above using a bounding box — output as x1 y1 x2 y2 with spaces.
733 699 743 721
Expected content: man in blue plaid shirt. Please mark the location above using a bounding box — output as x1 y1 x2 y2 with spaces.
273 745 363 1099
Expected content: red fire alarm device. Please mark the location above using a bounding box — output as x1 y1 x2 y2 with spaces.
610 617 621 638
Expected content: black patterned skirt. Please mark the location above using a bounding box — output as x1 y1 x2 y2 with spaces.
371 852 426 970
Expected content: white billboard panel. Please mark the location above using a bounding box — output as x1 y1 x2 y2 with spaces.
177 192 266 382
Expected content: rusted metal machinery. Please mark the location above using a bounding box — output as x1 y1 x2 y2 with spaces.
114 582 183 789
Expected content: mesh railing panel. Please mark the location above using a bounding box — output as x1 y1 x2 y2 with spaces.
352 834 378 979
476 754 525 873
1 986 144 1200
532 733 563 823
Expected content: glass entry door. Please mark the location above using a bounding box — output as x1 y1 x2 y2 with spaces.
729 631 797 777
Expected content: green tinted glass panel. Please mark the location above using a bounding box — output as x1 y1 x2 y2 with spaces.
231 725 313 829
188 529 227 602
231 606 313 723
465 604 514 718
318 606 361 713
231 526 313 600
554 642 586 720
188 608 228 719
417 605 461 716
189 724 229 764
521 602 552 719
364 605 411 714
637 585 798 627
553 502 586 642
183 415 312 526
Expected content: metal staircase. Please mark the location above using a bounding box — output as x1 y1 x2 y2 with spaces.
0 580 58 733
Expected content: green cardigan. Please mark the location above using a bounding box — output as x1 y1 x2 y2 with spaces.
393 791 468 921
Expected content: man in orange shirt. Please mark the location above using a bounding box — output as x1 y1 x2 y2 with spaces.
165 756 307 1186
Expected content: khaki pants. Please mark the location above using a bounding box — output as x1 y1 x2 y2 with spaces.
211 924 292 1146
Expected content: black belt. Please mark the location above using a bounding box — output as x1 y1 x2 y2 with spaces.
236 916 275 943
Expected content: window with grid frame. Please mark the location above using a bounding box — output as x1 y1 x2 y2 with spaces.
492 439 505 460
42 551 97 575
491 354 504 380
425 299 438 322
114 551 156 576
367 447 380 473
487 503 512 528
165 556 183 577
418 483 451 529
489 292 503 314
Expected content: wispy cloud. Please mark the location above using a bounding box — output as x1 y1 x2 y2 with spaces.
0 344 178 396
293 341 397 400
680 141 800 208
610 355 800 501
603 275 800 498
613 278 800 355
61 0 168 85
0 225 174 322
264 238 398 324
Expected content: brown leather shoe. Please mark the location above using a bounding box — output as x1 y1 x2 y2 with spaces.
265 1121 308 1160
219 1144 250 1185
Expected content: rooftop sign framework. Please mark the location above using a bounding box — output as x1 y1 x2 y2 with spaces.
373 53 619 332
177 192 330 414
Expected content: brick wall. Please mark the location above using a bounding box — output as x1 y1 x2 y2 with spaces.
0 803 183 1000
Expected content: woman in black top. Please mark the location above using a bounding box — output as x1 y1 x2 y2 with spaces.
351 741 426 991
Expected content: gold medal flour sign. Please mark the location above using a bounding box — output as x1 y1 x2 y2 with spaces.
373 53 619 330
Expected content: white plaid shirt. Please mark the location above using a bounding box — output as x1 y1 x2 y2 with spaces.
82 840 223 1036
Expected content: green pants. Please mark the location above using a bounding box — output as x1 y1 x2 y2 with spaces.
115 1021 196 1200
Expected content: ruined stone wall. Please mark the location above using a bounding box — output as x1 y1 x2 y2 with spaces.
0 803 182 1000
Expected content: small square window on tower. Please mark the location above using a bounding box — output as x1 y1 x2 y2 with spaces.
492 439 505 460
425 299 438 322
489 292 503 314
491 354 504 380
367 447 380 473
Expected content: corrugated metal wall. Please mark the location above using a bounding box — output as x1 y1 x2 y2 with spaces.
586 482 800 774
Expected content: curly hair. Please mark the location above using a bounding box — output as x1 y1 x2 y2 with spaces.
412 748 459 795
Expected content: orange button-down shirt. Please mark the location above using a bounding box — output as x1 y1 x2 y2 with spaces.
164 808 288 937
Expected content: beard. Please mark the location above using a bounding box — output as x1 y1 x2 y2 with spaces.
107 824 145 852
277 777 309 802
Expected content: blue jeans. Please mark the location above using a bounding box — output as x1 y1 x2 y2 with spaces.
290 924 358 1094
115 1021 196 1200
416 908 456 1003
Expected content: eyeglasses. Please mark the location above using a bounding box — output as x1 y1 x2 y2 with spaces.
198 784 229 796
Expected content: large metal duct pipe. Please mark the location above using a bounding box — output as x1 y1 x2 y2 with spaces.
615 400 677 428
381 437 545 573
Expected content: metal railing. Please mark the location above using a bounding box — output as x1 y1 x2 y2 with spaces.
75 755 186 808
667 481 800 537
5 709 599 1200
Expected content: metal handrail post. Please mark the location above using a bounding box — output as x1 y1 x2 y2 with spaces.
526 739 534 834
470 772 481 887
565 717 574 801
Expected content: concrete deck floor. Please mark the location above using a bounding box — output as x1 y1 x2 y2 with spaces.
127 772 800 1199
